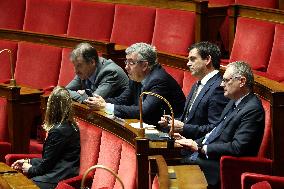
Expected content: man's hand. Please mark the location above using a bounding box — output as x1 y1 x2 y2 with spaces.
76 90 85 95
22 163 32 174
84 94 106 110
172 120 184 133
175 138 198 151
158 116 184 133
11 159 25 171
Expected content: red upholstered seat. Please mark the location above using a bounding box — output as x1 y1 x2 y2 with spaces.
0 98 11 162
15 42 62 92
58 48 75 87
220 98 272 189
229 17 275 71
242 173 284 189
23 0 71 35
162 65 184 88
0 40 18 83
56 120 136 189
235 0 276 8
67 0 115 41
110 4 156 46
255 24 284 82
182 71 198 96
152 8 195 56
0 0 25 30
209 0 234 5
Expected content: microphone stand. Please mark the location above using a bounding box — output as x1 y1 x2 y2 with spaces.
0 49 16 86
139 91 175 148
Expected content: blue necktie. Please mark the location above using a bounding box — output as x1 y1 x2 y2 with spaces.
187 103 236 161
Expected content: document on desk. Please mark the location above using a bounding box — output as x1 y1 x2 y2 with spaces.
129 122 159 134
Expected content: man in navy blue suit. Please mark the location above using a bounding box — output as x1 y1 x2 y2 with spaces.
159 41 229 139
175 61 265 187
84 42 185 125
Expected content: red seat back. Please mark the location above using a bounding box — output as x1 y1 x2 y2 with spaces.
258 98 271 158
209 0 234 5
0 0 25 30
251 181 272 189
67 0 115 41
15 42 62 90
182 71 198 96
152 8 195 56
23 0 71 35
0 40 18 82
0 98 8 142
235 0 277 8
58 48 75 86
162 65 184 88
77 119 102 174
265 24 284 82
230 18 275 71
110 4 156 46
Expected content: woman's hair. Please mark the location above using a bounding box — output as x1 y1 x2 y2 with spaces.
43 86 74 131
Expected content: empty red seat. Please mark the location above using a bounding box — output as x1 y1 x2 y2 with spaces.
235 0 276 8
58 48 75 87
256 24 284 82
229 17 275 71
15 42 62 91
152 8 195 56
23 0 71 35
67 0 115 41
110 4 156 46
0 0 25 30
0 40 18 83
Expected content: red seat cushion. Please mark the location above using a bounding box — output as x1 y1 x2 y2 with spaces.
58 48 75 86
152 8 195 56
67 0 115 41
23 0 71 35
15 42 62 90
110 4 156 46
0 0 25 29
251 181 272 189
230 17 275 71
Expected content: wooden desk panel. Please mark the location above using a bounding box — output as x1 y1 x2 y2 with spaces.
0 163 39 189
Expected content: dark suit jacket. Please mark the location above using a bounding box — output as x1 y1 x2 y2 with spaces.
66 57 128 103
28 121 80 184
194 93 265 185
181 73 229 139
106 64 186 125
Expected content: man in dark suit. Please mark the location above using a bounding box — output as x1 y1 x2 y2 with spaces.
159 41 229 139
66 43 128 103
85 42 186 125
175 61 265 187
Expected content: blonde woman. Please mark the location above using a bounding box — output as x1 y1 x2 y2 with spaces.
12 86 80 189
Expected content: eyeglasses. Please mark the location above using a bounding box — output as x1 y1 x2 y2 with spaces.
124 59 145 65
222 76 241 83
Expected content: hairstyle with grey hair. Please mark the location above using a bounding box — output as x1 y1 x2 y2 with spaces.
70 43 99 64
227 61 254 90
125 42 158 69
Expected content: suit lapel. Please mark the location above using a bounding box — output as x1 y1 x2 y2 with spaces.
186 74 220 120
211 93 254 141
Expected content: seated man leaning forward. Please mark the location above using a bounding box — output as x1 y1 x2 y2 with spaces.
159 41 229 139
85 42 186 125
174 61 265 187
66 43 129 103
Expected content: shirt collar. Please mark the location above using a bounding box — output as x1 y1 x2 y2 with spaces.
200 70 219 86
235 92 250 107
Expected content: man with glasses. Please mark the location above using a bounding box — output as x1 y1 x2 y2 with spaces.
174 61 265 188
66 43 128 103
85 42 186 125
159 41 229 139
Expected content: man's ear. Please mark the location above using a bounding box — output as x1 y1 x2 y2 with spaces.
205 55 212 66
239 76 247 88
142 61 149 71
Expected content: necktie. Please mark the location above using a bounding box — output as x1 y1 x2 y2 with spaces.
187 103 236 161
205 103 236 145
85 79 92 90
184 81 201 119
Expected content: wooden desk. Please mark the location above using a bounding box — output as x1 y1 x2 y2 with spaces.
168 165 207 189
0 163 39 189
